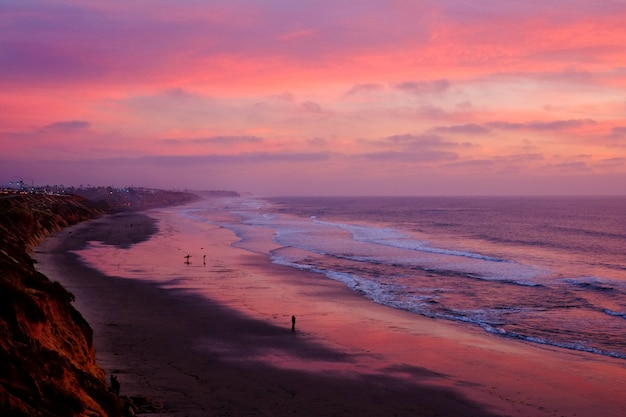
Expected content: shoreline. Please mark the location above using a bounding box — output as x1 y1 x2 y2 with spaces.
35 205 626 416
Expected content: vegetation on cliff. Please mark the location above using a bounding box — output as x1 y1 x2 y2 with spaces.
1 187 200 416
0 188 198 416
0 194 120 416
71 187 199 212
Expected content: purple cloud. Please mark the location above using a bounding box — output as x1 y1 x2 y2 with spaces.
200 136 262 145
610 127 626 138
300 101 322 113
545 161 590 172
394 80 450 95
359 150 458 163
345 83 384 96
43 120 91 130
444 153 544 173
431 124 491 135
385 134 473 149
162 136 264 146
487 119 596 131
598 157 626 166
141 151 332 165
1 120 91 143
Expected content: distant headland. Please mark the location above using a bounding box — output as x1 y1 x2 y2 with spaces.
2 183 242 212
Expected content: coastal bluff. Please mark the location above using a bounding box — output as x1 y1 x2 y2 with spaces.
0 190 198 416
0 194 117 416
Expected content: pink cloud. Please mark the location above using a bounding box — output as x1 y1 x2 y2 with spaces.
2 0 626 195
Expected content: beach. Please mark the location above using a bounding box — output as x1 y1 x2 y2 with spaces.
34 204 626 417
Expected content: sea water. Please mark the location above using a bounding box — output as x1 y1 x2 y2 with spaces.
182 196 626 360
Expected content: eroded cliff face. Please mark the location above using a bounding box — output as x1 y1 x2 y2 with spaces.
0 195 119 417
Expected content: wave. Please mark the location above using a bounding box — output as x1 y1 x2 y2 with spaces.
604 309 626 319
485 331 626 360
562 277 618 292
271 253 626 360
316 220 508 263
183 198 626 361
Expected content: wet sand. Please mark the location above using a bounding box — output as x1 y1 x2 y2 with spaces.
34 207 626 417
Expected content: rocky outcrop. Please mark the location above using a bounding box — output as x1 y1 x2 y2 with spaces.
0 194 118 417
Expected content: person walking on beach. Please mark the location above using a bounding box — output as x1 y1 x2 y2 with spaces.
291 315 296 332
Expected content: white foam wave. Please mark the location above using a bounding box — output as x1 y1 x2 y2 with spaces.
272 253 626 360
316 220 507 263
562 276 621 292
604 309 626 319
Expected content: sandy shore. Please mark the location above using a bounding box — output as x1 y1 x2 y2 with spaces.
34 207 626 417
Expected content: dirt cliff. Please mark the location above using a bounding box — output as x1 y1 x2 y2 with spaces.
0 194 119 417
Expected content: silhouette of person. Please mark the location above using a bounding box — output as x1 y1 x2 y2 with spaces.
203 254 206 265
291 315 296 332
110 375 120 395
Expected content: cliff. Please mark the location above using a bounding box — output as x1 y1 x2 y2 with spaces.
71 187 199 212
0 194 118 417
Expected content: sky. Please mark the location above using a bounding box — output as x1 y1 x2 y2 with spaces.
1 0 626 196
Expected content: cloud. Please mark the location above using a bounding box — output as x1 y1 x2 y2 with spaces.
414 105 448 118
544 161 590 172
604 127 626 147
141 151 332 166
428 119 598 137
487 119 596 131
385 134 473 149
443 153 545 174
43 120 91 131
300 101 322 113
598 157 626 167
430 124 491 135
3 1 626 195
201 136 263 145
187 136 264 145
345 83 384 96
278 29 318 41
1 120 92 146
497 153 545 163
361 133 470 163
163 87 196 99
162 136 264 146
359 150 458 163
393 80 450 95
0 39 105 85
610 126 626 138
307 137 329 146
443 159 496 170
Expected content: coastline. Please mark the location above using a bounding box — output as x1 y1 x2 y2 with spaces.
34 204 626 417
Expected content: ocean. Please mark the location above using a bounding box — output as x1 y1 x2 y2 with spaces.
75 195 626 360
182 196 626 360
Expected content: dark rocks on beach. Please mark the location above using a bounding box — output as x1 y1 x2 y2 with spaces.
120 396 166 416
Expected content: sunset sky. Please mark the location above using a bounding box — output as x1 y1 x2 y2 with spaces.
1 0 625 195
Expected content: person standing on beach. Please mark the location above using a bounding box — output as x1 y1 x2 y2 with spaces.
292 315 296 332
